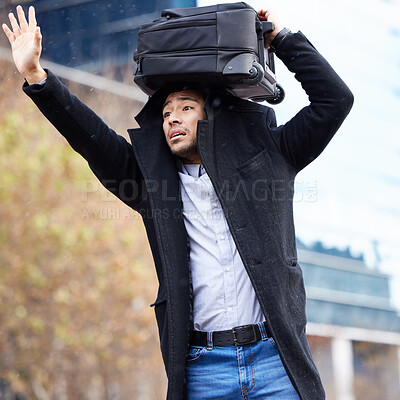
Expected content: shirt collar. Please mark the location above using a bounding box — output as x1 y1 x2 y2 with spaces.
176 160 205 179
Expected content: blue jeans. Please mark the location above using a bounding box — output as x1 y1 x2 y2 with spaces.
185 327 300 399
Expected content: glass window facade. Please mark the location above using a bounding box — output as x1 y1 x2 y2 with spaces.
21 0 196 71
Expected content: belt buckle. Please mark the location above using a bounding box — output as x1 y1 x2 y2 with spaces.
232 324 257 346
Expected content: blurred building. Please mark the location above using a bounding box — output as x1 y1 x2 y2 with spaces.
16 0 196 79
1 3 399 398
300 240 400 400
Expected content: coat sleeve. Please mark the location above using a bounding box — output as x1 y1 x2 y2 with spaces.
269 31 354 171
23 70 145 209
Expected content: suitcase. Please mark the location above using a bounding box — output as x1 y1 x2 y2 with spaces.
133 2 284 104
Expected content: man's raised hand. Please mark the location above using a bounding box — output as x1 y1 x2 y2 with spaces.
257 9 283 49
2 5 47 85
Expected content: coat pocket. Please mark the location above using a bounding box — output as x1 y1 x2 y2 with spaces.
287 264 307 332
150 286 168 353
237 148 268 176
150 285 166 307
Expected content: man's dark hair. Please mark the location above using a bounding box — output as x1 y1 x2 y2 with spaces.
158 82 233 120
157 82 208 105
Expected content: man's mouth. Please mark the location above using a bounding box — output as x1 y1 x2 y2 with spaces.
169 129 187 142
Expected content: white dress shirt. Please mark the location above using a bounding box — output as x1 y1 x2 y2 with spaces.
178 163 264 331
34 76 264 331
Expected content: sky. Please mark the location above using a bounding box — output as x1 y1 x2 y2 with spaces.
199 0 400 306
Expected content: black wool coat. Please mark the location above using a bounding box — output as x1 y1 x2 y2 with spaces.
24 32 353 400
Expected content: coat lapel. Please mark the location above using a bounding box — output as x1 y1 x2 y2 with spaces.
127 119 190 298
128 101 191 392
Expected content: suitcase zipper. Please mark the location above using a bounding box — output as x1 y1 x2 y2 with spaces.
139 19 215 34
137 49 218 66
140 48 216 57
137 47 258 58
136 48 259 71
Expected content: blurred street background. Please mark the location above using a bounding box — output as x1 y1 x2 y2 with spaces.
0 0 399 399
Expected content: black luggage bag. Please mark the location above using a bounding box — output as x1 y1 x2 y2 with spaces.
133 2 284 103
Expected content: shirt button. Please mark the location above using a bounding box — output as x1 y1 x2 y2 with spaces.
213 203 218 208
220 235 225 240
225 267 231 272
227 307 232 312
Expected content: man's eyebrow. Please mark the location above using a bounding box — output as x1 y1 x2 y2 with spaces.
162 96 200 111
162 100 171 110
177 96 200 103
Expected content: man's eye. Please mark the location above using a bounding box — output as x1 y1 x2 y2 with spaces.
163 112 171 118
183 106 192 111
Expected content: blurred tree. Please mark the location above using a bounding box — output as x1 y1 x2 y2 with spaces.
0 60 165 399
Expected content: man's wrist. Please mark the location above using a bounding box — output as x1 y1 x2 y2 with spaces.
24 67 47 85
270 28 292 52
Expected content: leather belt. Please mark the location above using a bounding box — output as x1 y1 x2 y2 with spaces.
191 322 270 347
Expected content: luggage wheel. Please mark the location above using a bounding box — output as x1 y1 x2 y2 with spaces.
244 62 264 85
267 83 285 104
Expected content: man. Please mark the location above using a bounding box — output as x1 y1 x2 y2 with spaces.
3 5 353 400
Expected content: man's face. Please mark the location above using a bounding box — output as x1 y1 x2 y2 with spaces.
162 89 206 164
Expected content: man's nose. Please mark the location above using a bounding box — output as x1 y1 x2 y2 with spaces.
168 111 182 125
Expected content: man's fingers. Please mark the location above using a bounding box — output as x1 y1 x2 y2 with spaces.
17 5 29 33
34 26 42 47
8 12 21 37
257 9 269 20
258 9 273 20
2 23 15 44
28 6 37 32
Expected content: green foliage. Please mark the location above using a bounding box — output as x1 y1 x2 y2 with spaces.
0 99 161 398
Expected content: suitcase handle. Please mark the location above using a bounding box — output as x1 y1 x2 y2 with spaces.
261 21 274 35
161 3 252 19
